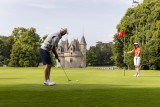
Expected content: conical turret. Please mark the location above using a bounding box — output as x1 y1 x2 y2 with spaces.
79 35 87 68
80 36 87 45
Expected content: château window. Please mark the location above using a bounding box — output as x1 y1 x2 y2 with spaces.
70 58 73 63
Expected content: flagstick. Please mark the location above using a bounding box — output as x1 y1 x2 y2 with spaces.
117 30 126 76
124 36 125 76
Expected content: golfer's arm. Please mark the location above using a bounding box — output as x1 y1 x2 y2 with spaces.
137 51 140 57
51 46 59 59
127 50 134 54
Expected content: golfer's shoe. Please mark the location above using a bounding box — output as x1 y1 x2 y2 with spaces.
47 80 56 86
137 74 140 77
43 80 56 86
43 81 48 86
133 74 137 77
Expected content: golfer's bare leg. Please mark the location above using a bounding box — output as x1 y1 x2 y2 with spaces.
44 64 51 82
135 66 140 75
135 66 138 75
137 66 140 74
47 65 51 80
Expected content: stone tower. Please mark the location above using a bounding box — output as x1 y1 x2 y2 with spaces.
79 35 87 68
56 36 87 68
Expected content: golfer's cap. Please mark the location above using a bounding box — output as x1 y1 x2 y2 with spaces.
61 28 68 35
134 43 139 46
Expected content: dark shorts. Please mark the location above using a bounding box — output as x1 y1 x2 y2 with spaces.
40 48 51 65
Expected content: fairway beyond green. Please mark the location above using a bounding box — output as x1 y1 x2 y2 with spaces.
0 67 160 107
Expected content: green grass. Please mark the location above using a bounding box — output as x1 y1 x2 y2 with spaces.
0 67 160 107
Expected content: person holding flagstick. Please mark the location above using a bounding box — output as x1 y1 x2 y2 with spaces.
124 43 141 77
117 30 126 76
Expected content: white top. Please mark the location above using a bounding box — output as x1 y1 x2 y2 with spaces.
41 32 62 51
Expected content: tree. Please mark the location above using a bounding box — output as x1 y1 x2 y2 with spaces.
8 27 41 67
0 36 9 65
4 36 14 65
87 42 114 66
0 38 4 66
113 0 160 70
86 49 97 66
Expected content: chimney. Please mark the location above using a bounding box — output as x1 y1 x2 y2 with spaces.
75 40 78 51
65 39 68 52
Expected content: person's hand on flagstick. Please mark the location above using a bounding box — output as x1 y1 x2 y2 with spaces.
124 51 128 54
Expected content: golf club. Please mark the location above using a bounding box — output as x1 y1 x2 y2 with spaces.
59 62 72 81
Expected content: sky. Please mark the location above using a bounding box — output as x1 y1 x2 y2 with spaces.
0 0 143 48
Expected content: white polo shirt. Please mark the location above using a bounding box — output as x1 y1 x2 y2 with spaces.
41 32 62 51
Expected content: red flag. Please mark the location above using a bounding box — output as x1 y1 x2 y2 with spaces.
117 30 125 38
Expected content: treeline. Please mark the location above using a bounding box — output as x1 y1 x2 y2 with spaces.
0 27 114 67
113 0 160 70
0 27 41 67
0 27 56 67
86 42 114 66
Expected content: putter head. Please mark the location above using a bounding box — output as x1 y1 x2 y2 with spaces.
68 80 72 81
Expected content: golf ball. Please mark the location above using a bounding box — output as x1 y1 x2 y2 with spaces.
76 80 79 82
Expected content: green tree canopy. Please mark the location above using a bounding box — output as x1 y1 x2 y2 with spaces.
0 38 4 66
113 0 160 70
86 49 97 66
87 42 114 66
8 27 41 67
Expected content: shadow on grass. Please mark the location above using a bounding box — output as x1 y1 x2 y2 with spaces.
141 76 160 77
0 84 142 91
0 78 22 79
0 84 160 107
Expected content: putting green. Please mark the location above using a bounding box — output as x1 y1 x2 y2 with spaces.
0 67 160 107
